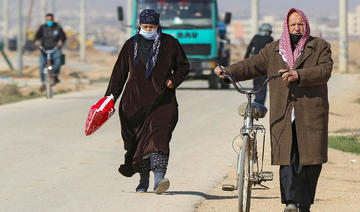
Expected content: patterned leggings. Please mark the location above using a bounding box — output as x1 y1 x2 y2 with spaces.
138 152 168 173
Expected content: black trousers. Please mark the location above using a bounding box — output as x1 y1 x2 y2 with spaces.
280 122 322 207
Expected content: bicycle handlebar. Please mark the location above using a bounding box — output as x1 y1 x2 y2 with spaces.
218 67 289 95
39 46 59 54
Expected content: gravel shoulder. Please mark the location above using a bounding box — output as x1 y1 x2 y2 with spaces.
196 73 360 212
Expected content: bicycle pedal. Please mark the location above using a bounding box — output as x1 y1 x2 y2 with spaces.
261 171 273 181
222 184 236 191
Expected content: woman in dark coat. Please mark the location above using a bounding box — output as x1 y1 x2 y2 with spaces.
105 9 189 194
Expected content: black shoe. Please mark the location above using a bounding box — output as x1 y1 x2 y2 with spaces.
51 76 60 86
299 205 310 212
39 83 46 92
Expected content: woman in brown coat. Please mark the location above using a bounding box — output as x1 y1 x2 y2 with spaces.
215 8 332 212
105 9 189 194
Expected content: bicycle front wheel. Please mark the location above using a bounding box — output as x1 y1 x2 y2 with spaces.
44 68 53 99
237 135 252 212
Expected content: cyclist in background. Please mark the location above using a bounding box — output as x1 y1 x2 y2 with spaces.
244 23 273 105
34 13 66 91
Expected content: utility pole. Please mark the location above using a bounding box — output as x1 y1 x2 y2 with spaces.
339 0 348 73
41 0 46 21
17 0 23 75
251 0 259 36
80 0 86 62
127 0 133 37
26 0 35 38
3 0 9 51
49 0 55 13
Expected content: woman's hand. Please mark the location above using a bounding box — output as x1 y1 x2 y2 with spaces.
166 80 174 89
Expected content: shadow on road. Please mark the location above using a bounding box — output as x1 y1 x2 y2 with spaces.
164 190 279 200
164 191 237 200
177 87 235 91
251 196 279 200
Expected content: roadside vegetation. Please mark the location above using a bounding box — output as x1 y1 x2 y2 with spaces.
329 128 360 154
356 97 360 104
0 84 69 105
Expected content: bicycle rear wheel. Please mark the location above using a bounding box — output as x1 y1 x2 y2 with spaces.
237 135 252 212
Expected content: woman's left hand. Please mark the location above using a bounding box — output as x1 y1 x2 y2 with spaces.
166 80 174 89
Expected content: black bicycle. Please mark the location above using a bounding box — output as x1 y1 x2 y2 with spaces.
218 67 288 212
39 46 58 98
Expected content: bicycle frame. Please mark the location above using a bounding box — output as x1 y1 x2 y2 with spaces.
39 46 58 98
219 67 288 212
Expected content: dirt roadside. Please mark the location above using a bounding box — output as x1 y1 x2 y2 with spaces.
0 49 117 100
196 74 360 212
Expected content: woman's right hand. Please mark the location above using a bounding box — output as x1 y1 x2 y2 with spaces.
166 80 174 89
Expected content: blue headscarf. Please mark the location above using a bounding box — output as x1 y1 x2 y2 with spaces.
257 23 272 36
133 9 162 79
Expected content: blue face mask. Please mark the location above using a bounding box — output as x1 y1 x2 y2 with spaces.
139 28 158 40
46 21 53 27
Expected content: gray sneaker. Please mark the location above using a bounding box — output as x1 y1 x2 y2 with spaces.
284 203 298 212
154 178 170 194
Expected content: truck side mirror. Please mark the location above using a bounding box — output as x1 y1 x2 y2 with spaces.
117 6 124 21
224 12 232 25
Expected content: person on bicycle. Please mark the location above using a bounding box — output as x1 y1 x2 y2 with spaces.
215 8 332 212
244 23 273 105
34 13 66 91
104 9 189 194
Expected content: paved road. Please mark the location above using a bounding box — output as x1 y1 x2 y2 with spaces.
0 79 250 212
0 74 354 212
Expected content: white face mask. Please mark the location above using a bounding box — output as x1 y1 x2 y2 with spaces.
139 28 158 40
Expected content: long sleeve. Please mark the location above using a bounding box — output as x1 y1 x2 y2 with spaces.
34 26 43 42
58 25 67 43
104 43 129 102
244 36 256 59
169 39 190 88
227 44 269 81
298 41 333 87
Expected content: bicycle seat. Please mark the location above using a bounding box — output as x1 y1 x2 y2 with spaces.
238 102 268 119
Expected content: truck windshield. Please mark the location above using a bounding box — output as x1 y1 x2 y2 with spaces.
137 0 213 29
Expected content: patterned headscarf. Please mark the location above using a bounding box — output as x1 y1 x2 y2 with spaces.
139 9 160 25
133 9 162 79
279 8 310 70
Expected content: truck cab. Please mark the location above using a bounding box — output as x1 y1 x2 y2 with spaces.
119 0 231 89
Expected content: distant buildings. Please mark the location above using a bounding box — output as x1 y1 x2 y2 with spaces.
229 14 339 45
227 5 360 45
348 6 360 39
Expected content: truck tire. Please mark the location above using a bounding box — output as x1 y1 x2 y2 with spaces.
221 81 230 89
209 73 220 89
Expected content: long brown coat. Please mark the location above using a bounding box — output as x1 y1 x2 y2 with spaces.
227 36 333 165
105 34 189 176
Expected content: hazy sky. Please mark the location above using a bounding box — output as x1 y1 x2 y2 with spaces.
3 0 360 20
92 0 360 19
219 0 360 18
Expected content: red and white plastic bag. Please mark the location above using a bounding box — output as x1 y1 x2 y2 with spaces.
85 94 115 136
